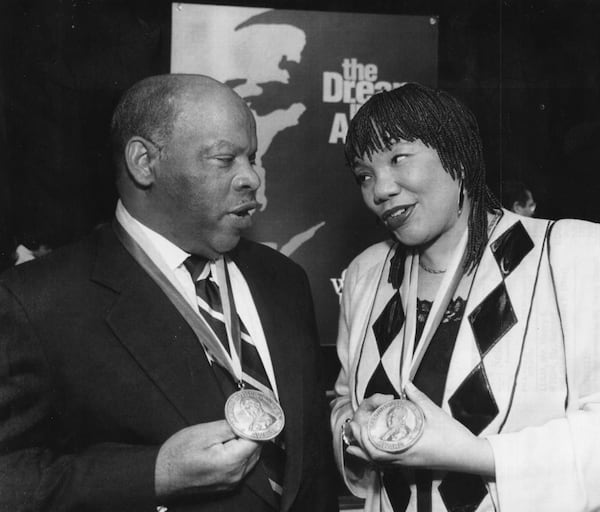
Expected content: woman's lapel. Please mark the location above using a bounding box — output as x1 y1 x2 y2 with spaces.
443 213 550 435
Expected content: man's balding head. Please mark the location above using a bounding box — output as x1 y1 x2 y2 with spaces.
110 74 247 176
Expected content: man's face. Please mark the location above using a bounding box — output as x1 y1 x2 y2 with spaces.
151 88 260 258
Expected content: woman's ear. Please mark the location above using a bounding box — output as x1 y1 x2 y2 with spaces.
124 136 160 188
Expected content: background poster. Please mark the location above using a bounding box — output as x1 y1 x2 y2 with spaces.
171 3 438 349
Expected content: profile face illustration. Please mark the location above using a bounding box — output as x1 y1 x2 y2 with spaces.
381 405 409 442
225 24 305 97
228 23 306 212
180 12 306 211
241 396 276 432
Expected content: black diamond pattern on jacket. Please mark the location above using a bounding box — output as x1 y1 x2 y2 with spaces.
438 472 488 512
442 363 498 512
372 291 405 355
364 362 400 399
490 221 534 277
448 363 499 435
383 468 411 512
468 283 516 356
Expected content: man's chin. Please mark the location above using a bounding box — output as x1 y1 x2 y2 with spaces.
210 233 244 258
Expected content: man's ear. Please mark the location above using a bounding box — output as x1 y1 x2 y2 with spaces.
124 136 159 188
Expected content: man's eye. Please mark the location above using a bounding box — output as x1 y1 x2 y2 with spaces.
214 156 234 165
391 154 407 165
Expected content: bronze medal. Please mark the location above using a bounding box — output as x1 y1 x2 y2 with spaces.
225 389 285 441
367 398 424 453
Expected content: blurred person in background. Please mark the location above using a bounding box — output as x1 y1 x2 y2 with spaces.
501 180 537 217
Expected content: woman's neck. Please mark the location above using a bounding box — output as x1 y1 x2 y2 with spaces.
416 213 470 300
419 232 465 275
419 204 470 273
417 266 445 301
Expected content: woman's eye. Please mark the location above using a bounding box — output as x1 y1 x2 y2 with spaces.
354 174 372 185
391 154 406 165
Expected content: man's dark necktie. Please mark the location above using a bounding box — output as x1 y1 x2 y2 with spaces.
183 255 286 502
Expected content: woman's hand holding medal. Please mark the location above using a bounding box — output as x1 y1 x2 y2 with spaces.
344 393 395 460
345 383 495 476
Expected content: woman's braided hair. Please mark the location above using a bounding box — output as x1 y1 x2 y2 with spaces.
344 83 501 273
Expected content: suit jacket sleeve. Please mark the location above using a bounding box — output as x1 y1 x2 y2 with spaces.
486 219 600 511
0 282 159 512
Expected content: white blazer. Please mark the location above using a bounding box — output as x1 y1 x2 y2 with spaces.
331 210 600 512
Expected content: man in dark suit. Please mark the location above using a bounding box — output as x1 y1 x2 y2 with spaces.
0 74 337 512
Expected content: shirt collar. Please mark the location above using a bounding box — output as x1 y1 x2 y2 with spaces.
115 200 190 272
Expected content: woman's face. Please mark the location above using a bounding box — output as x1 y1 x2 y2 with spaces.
352 138 468 252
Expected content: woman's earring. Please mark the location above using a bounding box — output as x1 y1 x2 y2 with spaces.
457 180 465 217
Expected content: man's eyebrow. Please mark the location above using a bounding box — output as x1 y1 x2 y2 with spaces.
209 140 235 150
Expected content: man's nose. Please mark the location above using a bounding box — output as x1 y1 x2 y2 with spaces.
233 158 261 191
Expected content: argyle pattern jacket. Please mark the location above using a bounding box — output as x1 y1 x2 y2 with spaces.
331 210 600 512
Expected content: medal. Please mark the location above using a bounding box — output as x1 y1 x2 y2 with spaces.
367 398 424 452
225 388 285 441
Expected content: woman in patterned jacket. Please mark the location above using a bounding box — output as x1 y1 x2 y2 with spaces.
331 83 600 512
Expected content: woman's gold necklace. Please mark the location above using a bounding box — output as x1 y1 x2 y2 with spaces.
418 260 446 274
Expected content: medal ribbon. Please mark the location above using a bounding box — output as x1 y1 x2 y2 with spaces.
113 220 248 386
399 229 468 394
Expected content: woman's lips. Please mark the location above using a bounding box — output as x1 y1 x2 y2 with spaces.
382 204 415 230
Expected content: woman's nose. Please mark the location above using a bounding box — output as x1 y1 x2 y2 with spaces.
373 169 401 205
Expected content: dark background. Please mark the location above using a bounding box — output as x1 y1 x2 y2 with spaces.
1 0 599 331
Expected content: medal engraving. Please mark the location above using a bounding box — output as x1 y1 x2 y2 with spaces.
225 389 285 441
367 399 424 453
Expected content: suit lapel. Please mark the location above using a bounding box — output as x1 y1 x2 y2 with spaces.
92 226 225 426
